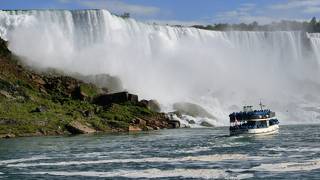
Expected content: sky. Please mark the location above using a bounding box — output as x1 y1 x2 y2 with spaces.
1 0 320 25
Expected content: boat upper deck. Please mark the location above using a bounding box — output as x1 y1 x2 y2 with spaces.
229 106 276 122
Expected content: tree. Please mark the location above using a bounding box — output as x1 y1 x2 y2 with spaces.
121 12 130 19
309 17 317 32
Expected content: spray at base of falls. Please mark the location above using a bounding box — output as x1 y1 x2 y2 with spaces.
0 9 320 126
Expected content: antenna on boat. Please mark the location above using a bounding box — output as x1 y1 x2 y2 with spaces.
259 100 265 110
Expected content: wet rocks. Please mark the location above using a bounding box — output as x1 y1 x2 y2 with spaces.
0 133 15 138
65 120 96 134
0 90 13 99
0 119 17 125
200 120 214 127
128 125 142 132
168 120 181 128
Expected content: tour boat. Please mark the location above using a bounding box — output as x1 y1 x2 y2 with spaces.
229 102 279 135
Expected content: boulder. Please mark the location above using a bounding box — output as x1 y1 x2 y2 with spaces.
200 121 214 127
65 120 96 134
168 120 181 128
0 119 17 125
187 119 196 124
128 125 142 132
82 110 94 117
0 133 15 138
135 118 146 126
173 102 216 119
0 90 13 99
72 86 89 101
144 126 154 131
31 106 48 113
93 91 139 106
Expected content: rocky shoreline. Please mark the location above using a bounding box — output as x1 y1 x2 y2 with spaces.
0 37 180 138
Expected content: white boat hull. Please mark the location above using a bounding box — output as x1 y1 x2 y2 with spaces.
230 124 279 136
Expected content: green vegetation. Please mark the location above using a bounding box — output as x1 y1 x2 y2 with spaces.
192 17 320 32
0 37 163 137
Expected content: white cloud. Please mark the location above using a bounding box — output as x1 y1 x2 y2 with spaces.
214 1 317 24
214 3 279 24
303 6 320 13
270 0 320 14
270 0 320 10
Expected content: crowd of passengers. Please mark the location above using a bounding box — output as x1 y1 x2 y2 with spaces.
229 109 273 121
230 119 279 130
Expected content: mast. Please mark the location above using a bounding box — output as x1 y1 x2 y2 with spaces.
259 100 265 110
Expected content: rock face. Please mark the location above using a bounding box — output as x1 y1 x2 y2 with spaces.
128 125 142 131
65 120 96 134
168 120 181 128
93 91 139 106
0 133 15 138
72 86 89 101
0 90 13 99
173 102 216 119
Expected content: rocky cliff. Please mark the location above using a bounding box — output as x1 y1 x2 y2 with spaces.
0 37 175 138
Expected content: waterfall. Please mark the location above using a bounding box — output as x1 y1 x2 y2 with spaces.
1 9 320 125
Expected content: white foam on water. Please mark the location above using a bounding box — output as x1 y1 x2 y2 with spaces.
252 159 320 172
0 156 51 166
174 146 210 153
261 146 320 153
7 154 249 167
29 168 253 179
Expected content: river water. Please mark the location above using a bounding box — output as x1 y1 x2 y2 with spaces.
0 125 319 179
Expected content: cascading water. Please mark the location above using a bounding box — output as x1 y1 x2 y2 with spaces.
0 9 320 126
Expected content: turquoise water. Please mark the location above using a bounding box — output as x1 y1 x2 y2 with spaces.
0 125 319 179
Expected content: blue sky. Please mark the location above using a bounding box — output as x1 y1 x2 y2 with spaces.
1 0 320 25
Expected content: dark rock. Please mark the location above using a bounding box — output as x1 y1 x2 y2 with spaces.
31 106 48 113
65 120 96 134
0 119 17 125
139 100 149 108
167 111 182 119
128 125 142 131
0 90 13 99
0 133 15 138
93 91 139 106
200 121 214 127
132 118 146 127
168 120 180 128
72 86 89 101
82 110 94 117
144 126 154 131
187 119 196 124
